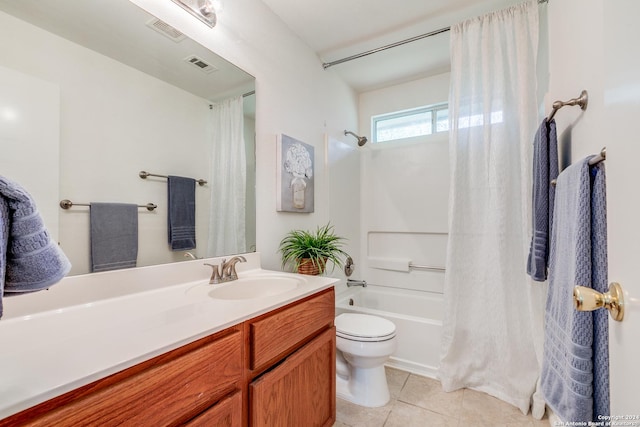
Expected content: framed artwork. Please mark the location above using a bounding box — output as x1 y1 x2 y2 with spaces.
276 134 314 213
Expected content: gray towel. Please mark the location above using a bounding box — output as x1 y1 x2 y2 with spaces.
0 197 9 318
527 118 558 281
167 175 196 251
90 203 138 273
0 175 71 318
590 162 610 419
541 156 609 422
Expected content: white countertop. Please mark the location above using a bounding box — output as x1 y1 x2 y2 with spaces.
0 253 338 419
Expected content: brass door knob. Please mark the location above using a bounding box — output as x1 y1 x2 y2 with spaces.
573 282 624 322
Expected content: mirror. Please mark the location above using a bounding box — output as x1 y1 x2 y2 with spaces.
0 0 256 275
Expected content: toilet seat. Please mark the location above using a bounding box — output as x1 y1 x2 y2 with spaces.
335 313 396 342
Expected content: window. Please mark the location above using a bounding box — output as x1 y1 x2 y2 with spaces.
457 110 503 129
372 103 448 143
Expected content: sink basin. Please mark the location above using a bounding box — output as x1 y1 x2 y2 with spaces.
185 275 305 300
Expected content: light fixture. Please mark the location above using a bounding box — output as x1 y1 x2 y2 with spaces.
171 0 216 28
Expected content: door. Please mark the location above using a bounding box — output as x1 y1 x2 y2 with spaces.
603 1 640 415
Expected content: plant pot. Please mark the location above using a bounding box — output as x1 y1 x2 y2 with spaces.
297 258 326 275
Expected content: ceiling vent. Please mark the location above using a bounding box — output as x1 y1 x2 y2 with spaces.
184 55 219 74
146 18 186 42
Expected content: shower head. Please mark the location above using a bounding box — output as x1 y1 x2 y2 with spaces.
344 130 368 146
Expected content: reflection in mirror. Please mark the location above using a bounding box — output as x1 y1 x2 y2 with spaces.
0 0 256 275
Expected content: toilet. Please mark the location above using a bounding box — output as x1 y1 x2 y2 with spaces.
335 313 397 407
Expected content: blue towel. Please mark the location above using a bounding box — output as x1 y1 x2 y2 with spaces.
590 162 610 419
0 197 9 318
527 118 558 281
541 156 609 422
167 175 196 251
90 203 138 273
0 175 71 318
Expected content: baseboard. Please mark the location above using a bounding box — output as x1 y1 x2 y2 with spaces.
386 356 438 379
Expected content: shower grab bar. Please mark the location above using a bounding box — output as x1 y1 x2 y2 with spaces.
547 90 588 121
409 263 445 272
60 199 157 211
139 171 207 186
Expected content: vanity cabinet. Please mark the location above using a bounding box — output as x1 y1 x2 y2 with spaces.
0 326 244 427
0 287 335 427
247 288 336 427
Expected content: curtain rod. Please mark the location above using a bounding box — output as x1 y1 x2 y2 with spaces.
322 27 450 69
209 90 255 109
322 0 549 70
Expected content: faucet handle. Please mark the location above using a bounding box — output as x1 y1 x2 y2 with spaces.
204 262 223 284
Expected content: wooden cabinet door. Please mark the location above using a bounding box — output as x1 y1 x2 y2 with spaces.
249 327 336 427
185 390 242 427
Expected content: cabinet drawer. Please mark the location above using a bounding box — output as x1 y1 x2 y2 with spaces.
185 390 242 427
249 288 334 371
5 328 243 427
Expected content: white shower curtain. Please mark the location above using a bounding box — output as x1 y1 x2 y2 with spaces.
439 0 545 415
207 95 247 256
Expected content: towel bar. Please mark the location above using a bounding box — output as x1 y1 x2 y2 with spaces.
550 146 606 186
139 171 207 186
60 199 157 211
547 90 588 121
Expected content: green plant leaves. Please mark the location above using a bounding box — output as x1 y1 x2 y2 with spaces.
278 223 349 274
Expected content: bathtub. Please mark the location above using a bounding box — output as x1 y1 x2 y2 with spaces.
336 285 443 378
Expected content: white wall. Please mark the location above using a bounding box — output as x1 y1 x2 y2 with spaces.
327 135 361 294
0 65 60 239
129 0 360 275
547 2 604 169
244 112 257 252
0 11 212 275
357 72 450 293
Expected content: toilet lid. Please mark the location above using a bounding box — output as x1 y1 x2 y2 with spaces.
335 313 396 340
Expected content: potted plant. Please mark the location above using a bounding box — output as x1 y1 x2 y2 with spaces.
278 223 349 275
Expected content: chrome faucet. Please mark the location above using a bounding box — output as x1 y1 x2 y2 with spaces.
184 252 197 260
204 256 247 284
346 279 367 288
221 256 247 281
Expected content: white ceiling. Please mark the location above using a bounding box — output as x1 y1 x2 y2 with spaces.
261 0 524 92
0 0 255 102
1 0 525 97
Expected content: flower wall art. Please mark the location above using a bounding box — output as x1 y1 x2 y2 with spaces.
276 134 314 213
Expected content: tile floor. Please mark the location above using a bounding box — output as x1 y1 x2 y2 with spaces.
334 368 551 427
